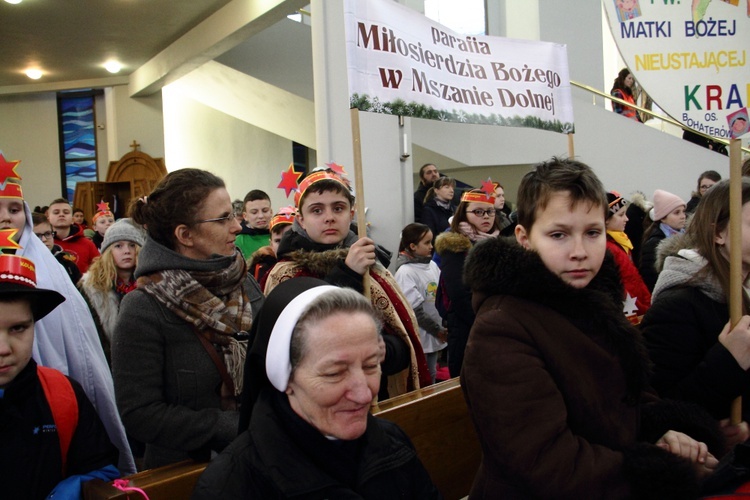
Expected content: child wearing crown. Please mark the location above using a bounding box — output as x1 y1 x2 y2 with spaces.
261 168 430 399
0 231 119 499
433 185 502 378
0 151 135 473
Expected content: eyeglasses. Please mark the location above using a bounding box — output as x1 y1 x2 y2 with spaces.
699 184 714 191
194 213 235 225
469 209 496 218
34 231 56 240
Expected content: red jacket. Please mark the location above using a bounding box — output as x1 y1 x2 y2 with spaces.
607 237 651 319
54 224 99 274
611 89 639 120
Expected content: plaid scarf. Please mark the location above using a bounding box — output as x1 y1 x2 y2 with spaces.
137 251 251 396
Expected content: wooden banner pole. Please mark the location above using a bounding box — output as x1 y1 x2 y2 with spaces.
567 133 575 158
350 107 371 299
729 137 743 424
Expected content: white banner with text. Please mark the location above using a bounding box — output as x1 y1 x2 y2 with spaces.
344 0 575 133
603 0 749 139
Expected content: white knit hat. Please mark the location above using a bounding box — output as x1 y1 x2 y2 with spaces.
652 190 685 221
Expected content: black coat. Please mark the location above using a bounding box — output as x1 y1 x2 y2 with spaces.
0 360 118 500
624 200 647 268
642 285 750 421
421 199 455 243
413 183 430 223
193 389 441 499
639 226 667 292
434 231 474 377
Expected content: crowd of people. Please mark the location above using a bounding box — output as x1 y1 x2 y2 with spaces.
4 148 750 498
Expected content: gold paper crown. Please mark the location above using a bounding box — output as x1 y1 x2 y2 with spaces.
269 206 296 231
0 181 23 200
461 190 495 205
0 229 35 288
293 170 350 207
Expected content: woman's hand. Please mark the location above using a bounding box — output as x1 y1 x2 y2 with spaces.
345 237 377 275
656 430 718 478
437 329 448 343
720 418 750 449
718 316 750 370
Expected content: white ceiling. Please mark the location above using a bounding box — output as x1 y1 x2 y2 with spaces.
0 0 233 91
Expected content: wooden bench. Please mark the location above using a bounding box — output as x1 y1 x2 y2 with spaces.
84 378 481 500
83 460 207 500
372 377 481 500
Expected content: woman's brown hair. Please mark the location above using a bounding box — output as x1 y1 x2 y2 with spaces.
686 178 750 314
129 168 225 250
449 188 502 234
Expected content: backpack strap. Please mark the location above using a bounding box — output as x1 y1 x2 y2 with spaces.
37 366 79 476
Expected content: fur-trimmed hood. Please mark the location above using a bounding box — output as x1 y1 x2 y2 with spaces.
629 191 653 213
277 221 391 269
652 233 725 303
464 236 652 401
655 231 688 272
79 274 121 341
434 231 472 256
464 236 626 318
282 247 361 277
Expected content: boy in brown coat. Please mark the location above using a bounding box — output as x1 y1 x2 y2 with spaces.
462 158 721 499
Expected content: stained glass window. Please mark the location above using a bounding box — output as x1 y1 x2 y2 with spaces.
57 92 98 200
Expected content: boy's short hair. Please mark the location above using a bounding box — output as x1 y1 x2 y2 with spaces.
72 207 84 214
271 223 291 235
32 212 49 226
49 198 70 207
517 157 607 231
243 190 271 205
298 179 355 210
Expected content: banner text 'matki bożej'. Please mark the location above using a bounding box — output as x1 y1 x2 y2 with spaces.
344 0 575 133
603 0 749 139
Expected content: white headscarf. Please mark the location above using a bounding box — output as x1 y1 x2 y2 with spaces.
17 202 136 473
266 285 338 391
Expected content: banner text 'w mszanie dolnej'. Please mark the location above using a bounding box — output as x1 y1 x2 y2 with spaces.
344 0 575 134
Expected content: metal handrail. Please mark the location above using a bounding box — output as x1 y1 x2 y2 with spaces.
570 80 750 155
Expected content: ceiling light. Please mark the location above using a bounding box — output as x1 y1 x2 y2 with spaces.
5 0 23 4
104 60 122 74
25 69 42 80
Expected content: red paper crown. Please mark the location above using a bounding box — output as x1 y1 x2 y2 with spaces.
277 163 303 198
92 201 113 223
0 253 37 288
0 181 23 200
269 206 296 231
461 190 495 205
0 152 22 186
0 229 36 289
293 170 350 207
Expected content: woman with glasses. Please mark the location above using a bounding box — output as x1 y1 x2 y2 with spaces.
434 188 501 377
113 168 264 469
686 170 721 215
